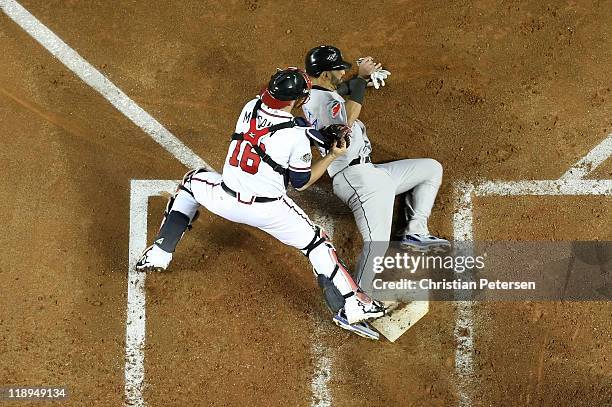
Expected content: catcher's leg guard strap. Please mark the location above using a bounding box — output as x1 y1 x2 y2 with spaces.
302 227 326 257
328 265 356 299
303 227 357 299
318 267 357 314
154 211 190 253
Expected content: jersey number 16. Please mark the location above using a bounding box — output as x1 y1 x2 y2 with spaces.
228 140 265 175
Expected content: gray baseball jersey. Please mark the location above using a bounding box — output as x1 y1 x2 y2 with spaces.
302 86 372 177
301 84 444 290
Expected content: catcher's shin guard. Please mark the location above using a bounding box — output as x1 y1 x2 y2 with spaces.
154 211 190 253
153 169 203 253
317 274 345 313
302 226 357 312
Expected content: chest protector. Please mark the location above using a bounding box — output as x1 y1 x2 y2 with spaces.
231 99 308 176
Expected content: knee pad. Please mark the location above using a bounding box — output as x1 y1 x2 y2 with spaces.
159 168 208 229
301 226 327 256
181 167 209 191
154 168 209 253
172 167 208 205
161 193 199 230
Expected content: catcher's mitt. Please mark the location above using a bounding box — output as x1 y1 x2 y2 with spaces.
308 124 351 150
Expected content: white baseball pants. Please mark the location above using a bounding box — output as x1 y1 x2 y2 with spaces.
171 170 360 296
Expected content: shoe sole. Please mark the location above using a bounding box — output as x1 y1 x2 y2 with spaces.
135 264 167 272
346 310 386 325
399 242 451 254
333 317 380 340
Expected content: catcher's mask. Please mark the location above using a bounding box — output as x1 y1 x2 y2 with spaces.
261 67 312 110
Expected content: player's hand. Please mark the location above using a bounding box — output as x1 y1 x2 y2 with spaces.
370 68 391 89
357 57 381 79
330 137 348 158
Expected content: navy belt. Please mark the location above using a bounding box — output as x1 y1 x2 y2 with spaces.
348 156 371 167
221 182 280 204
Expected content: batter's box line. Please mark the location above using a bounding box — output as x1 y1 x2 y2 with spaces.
454 179 612 240
125 180 338 407
451 178 611 407
125 180 178 407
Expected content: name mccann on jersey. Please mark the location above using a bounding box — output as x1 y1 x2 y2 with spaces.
373 278 536 290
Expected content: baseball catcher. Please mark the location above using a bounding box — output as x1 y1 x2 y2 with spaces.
135 68 385 332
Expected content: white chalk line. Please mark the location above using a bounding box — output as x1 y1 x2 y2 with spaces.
474 179 611 196
127 180 178 406
452 183 476 407
0 0 209 171
310 211 335 407
561 133 612 179
310 316 333 407
452 177 611 406
453 182 475 243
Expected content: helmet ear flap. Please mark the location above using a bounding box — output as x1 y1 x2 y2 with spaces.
299 69 312 90
261 88 293 109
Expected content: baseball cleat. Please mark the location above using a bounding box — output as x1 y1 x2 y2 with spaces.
343 294 386 324
135 244 172 271
400 233 451 253
333 311 380 340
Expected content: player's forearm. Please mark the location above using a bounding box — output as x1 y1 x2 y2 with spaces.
296 153 337 191
345 100 362 127
344 77 367 126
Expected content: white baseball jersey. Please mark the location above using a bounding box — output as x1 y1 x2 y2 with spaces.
159 92 365 300
302 86 372 177
222 97 313 198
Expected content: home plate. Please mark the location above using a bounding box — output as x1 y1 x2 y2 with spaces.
371 301 429 342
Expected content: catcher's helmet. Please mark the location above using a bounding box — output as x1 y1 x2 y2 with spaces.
305 45 352 77
261 67 312 109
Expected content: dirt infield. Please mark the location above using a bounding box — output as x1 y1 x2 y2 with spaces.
1 1 610 406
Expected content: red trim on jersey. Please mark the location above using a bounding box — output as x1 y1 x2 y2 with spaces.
331 102 341 118
289 165 311 172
